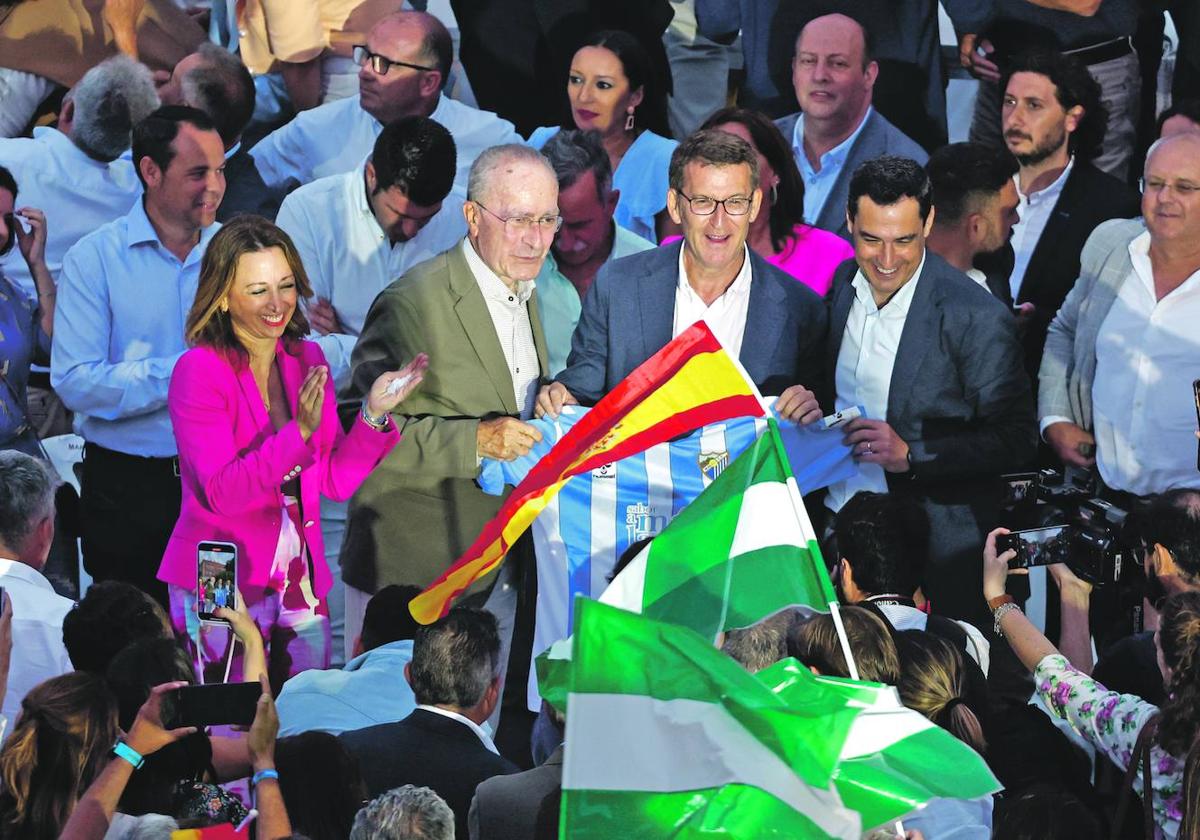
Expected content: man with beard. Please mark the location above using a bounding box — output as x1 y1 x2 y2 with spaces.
984 48 1139 382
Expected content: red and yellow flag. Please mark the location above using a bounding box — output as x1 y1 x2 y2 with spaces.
410 321 766 624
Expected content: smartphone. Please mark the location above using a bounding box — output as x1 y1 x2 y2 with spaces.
166 682 261 729
197 541 237 624
1193 379 1200 471
998 525 1073 569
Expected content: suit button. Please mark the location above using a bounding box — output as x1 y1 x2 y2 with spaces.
304 520 315 528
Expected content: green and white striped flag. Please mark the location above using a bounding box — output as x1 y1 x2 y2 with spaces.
599 420 836 640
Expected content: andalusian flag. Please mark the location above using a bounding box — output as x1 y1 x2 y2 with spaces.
411 322 766 624
599 420 836 641
562 600 1001 838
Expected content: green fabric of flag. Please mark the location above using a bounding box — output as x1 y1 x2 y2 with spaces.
599 421 836 641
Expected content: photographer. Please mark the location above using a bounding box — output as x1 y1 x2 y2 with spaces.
984 528 1200 839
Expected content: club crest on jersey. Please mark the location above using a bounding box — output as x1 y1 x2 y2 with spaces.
698 450 729 484
625 502 668 543
591 462 616 479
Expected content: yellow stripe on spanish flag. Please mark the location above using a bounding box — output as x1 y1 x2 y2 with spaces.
410 323 766 624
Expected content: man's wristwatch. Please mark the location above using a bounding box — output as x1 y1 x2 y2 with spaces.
360 400 389 430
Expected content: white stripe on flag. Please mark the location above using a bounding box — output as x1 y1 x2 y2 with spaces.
728 481 806 557
565 692 861 840
598 544 649 613
839 707 936 760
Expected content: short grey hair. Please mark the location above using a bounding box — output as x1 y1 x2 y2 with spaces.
0 451 58 552
540 129 612 200
180 43 255 147
350 785 454 840
466 143 556 205
71 55 160 162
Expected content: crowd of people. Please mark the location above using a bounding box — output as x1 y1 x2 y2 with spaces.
0 0 1198 837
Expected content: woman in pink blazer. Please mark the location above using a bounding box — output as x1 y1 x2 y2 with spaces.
158 216 427 682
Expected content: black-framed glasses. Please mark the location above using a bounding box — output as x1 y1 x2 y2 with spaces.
675 191 753 216
352 45 436 76
473 201 563 236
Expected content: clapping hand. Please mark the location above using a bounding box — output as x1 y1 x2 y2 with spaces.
365 352 429 418
296 365 328 441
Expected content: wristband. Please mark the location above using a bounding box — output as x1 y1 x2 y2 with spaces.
993 602 1022 636
252 768 280 785
360 400 389 430
987 593 1016 611
112 740 145 770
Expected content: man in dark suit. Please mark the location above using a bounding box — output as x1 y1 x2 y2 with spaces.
468 743 563 839
801 156 1036 626
340 607 519 840
980 48 1140 382
772 13 928 241
536 129 826 415
925 142 1022 308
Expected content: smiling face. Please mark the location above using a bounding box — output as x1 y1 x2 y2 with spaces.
848 195 933 305
791 14 877 133
567 45 643 138
142 122 226 231
1143 134 1200 245
464 158 559 287
668 161 761 281
1002 72 1079 167
226 247 299 352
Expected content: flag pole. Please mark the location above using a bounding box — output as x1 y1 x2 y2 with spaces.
828 601 860 682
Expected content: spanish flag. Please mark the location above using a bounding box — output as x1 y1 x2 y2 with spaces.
410 321 766 624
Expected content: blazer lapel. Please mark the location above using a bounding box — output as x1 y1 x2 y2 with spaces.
1015 168 1078 302
825 264 856 401
740 251 786 383
528 288 550 380
887 261 941 422
638 245 677 364
447 245 519 415
817 110 876 236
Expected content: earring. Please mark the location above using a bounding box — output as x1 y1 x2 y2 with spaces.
219 299 229 313
624 106 635 132
770 182 779 205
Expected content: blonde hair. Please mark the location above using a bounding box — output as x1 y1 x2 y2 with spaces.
895 630 986 754
185 215 313 358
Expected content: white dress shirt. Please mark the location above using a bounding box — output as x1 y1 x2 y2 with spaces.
792 107 873 223
415 704 499 755
275 166 467 386
460 240 540 419
826 255 926 513
250 94 521 197
671 243 752 358
1090 232 1200 496
0 127 141 299
0 558 73 741
51 201 220 456
1008 157 1074 302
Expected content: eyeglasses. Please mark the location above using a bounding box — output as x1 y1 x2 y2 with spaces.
675 191 753 216
352 45 436 76
473 201 563 236
1140 177 1200 197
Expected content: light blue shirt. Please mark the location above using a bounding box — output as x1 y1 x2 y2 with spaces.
535 222 653 376
792 106 874 223
528 127 678 243
51 201 220 457
276 639 416 737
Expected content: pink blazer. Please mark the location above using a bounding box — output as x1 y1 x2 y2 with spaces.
157 339 399 598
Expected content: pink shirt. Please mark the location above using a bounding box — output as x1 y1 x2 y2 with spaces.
662 224 853 297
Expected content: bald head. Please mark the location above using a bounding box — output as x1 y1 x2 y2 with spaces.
792 14 877 138
358 11 453 124
1142 131 1200 246
795 14 873 69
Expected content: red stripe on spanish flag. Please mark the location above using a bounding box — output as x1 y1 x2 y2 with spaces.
410 322 766 624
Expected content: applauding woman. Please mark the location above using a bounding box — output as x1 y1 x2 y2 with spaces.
157 216 427 682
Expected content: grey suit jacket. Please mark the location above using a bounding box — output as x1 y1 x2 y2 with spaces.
555 243 827 403
826 252 1036 622
468 745 563 839
338 241 549 593
774 109 929 240
1038 218 1145 432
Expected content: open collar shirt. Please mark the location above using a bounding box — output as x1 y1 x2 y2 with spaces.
1008 156 1074 302
672 243 753 359
792 106 872 223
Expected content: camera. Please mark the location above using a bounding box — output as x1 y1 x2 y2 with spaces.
999 468 1141 586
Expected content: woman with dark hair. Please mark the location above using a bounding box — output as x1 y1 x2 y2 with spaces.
0 672 119 840
528 30 678 243
0 165 55 457
274 731 368 840
985 529 1200 839
698 108 853 296
155 214 427 682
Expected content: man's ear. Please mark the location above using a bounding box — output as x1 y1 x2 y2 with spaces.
666 188 684 226
1064 104 1085 136
404 661 413 687
606 188 621 217
139 155 164 189
419 70 443 99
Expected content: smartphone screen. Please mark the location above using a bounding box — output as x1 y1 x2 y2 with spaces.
197 541 237 623
999 525 1072 569
167 682 261 729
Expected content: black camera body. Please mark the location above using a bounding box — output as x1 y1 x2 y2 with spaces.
1000 469 1140 586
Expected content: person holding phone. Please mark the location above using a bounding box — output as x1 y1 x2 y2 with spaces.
157 215 428 683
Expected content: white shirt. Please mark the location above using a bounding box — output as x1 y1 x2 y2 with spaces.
671 243 752 358
275 166 467 387
1090 232 1200 496
0 127 141 299
0 558 73 741
826 255 926 513
460 240 540 419
1008 157 1074 302
415 704 499 755
873 601 991 677
966 267 990 292
250 94 521 197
